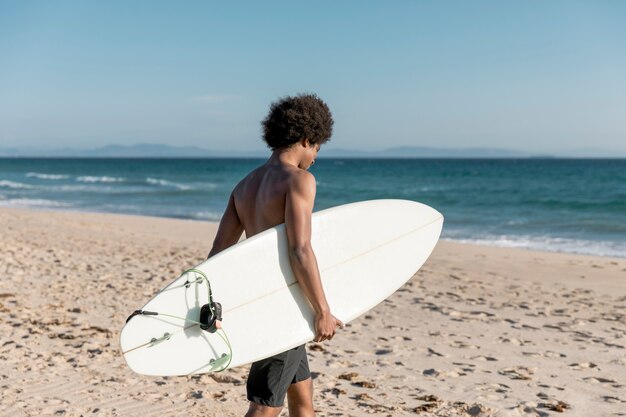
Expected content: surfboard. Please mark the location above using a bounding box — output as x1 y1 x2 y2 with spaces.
120 199 443 376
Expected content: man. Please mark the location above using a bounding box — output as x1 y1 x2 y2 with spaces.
207 93 343 417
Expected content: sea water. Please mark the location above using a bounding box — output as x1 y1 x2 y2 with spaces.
0 158 624 258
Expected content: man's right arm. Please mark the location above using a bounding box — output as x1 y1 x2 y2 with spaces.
207 192 244 259
285 171 343 342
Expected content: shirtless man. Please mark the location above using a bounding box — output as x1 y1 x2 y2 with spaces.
207 94 343 417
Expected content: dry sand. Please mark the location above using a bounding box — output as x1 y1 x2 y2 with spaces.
1 208 624 417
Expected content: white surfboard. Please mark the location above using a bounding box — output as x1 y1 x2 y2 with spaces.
120 199 443 376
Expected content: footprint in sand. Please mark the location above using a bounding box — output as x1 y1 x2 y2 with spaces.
452 361 476 368
427 347 444 357
449 340 479 349
602 395 626 404
469 354 498 362
498 336 533 346
422 368 468 378
475 382 511 394
568 361 597 370
521 350 566 358
538 400 570 412
583 376 619 385
498 366 535 381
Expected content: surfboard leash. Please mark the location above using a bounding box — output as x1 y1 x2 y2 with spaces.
124 269 233 372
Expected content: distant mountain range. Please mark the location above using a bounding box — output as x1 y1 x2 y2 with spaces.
0 144 248 158
319 146 534 158
0 143 621 158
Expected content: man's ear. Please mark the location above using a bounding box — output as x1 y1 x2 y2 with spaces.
301 138 311 148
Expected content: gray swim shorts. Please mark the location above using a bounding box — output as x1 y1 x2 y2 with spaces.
246 344 311 407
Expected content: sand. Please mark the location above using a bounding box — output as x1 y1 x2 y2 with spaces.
1 207 624 417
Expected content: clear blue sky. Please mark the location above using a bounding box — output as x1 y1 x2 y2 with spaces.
1 1 625 155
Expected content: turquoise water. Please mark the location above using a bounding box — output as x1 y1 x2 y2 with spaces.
0 158 624 257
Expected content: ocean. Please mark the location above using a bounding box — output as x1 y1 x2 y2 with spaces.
1 158 624 258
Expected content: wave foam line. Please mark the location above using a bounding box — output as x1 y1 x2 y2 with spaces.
0 180 33 189
0 198 72 208
26 172 69 180
146 177 191 190
76 176 125 183
446 233 626 258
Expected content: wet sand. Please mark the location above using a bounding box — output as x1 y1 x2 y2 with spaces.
1 208 624 417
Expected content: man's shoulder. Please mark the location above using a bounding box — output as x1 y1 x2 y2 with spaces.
233 165 263 190
287 169 316 191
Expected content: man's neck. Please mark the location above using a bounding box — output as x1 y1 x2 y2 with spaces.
268 147 302 169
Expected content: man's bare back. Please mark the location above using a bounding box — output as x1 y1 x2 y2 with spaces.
232 158 308 238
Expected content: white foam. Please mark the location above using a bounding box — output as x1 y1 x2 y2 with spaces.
192 211 222 221
146 177 191 190
0 198 72 208
505 219 527 226
0 180 33 189
201 182 219 190
26 172 69 180
53 184 116 192
446 233 626 258
76 176 125 183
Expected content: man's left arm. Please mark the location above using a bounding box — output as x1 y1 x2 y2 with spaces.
207 193 244 259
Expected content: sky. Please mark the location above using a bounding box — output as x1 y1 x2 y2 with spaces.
1 1 625 156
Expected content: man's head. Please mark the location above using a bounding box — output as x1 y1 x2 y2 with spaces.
262 93 334 152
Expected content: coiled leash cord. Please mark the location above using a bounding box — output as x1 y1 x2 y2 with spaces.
126 268 232 372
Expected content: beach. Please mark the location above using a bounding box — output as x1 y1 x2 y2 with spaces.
1 207 624 417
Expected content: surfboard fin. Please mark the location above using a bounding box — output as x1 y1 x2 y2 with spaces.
148 332 172 347
208 353 231 371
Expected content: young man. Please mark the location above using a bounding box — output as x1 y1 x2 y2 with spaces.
207 94 343 417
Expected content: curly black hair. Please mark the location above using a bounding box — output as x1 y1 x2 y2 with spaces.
261 93 334 151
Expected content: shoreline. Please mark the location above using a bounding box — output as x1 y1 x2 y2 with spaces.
1 205 623 261
2 207 625 416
